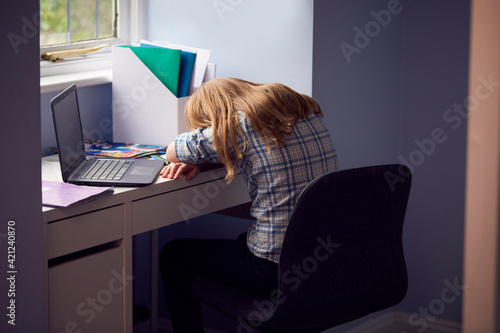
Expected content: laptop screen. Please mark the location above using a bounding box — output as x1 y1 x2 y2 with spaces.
51 84 87 182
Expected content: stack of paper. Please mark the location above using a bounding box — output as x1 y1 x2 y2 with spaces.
137 40 212 97
112 41 215 145
42 180 114 208
121 45 183 96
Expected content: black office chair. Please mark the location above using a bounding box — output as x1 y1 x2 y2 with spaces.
190 164 412 333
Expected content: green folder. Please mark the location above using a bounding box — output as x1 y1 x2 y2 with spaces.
121 46 181 96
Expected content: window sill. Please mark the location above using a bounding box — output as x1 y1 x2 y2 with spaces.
40 53 113 94
40 68 112 94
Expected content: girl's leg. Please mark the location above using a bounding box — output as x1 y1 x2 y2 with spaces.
159 234 278 333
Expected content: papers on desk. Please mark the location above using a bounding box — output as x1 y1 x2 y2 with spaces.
86 141 167 159
42 180 114 208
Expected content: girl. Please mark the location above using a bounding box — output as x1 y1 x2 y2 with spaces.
159 78 339 332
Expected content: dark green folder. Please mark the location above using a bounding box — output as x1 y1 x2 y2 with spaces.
121 46 181 96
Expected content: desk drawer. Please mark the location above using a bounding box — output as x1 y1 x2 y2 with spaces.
49 246 124 333
132 176 251 235
47 205 124 259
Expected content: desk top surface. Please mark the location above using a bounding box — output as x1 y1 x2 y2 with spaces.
42 155 234 222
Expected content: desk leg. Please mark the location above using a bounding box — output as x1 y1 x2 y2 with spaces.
123 202 133 333
150 229 159 333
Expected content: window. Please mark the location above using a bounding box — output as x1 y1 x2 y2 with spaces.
40 0 147 93
40 0 117 47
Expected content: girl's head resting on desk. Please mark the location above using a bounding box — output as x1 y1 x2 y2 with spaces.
184 77 324 181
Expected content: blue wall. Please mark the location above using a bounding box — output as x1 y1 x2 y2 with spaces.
312 0 404 168
147 0 315 95
313 0 469 331
398 0 469 323
41 84 113 156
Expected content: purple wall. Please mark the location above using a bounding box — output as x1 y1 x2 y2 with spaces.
0 1 45 332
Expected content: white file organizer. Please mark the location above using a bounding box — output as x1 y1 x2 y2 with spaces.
112 46 214 145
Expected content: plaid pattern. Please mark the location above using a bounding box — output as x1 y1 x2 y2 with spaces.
174 111 339 263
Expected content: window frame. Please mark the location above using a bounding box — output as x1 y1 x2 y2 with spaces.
40 0 148 93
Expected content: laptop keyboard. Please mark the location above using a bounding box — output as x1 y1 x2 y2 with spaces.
82 159 133 180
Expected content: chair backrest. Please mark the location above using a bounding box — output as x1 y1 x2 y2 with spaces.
267 164 412 331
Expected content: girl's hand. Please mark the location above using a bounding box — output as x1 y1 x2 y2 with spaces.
160 162 200 181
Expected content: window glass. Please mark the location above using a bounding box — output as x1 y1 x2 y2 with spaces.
40 0 68 45
70 0 96 42
98 0 115 39
40 0 116 47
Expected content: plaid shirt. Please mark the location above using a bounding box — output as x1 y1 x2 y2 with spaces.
174 111 339 263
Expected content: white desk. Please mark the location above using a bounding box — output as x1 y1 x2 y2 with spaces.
42 156 251 332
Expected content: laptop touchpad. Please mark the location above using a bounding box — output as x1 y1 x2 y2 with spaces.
130 166 156 176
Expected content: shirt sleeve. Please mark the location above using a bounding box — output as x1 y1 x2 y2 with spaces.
174 127 222 164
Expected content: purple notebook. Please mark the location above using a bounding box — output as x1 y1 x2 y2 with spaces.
42 180 114 208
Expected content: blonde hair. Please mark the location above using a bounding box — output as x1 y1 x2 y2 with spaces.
184 78 323 183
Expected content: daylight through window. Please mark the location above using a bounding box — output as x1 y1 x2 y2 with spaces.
40 0 117 47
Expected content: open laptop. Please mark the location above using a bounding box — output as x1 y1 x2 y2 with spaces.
51 84 164 186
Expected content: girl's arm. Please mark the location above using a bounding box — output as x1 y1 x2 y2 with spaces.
166 142 179 163
162 141 200 180
159 162 200 181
